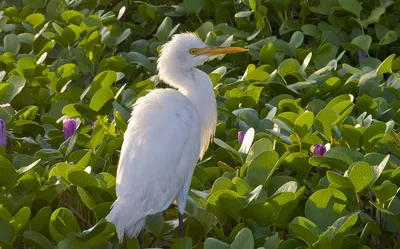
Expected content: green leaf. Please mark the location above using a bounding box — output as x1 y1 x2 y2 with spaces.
115 28 131 47
171 237 192 249
49 208 81 242
89 88 114 112
4 75 26 103
207 189 239 224
0 218 16 244
341 35 372 53
355 95 377 115
371 155 390 185
0 156 17 189
68 170 98 188
10 206 31 232
4 34 20 54
57 237 89 249
0 206 12 221
260 44 276 66
309 0 338 15
374 181 398 203
196 22 213 40
184 0 204 14
319 77 341 97
26 13 45 28
309 156 350 172
331 213 359 248
327 171 354 189
314 43 337 69
156 17 173 42
305 189 347 229
29 207 51 233
347 162 374 192
376 54 395 75
121 52 155 73
274 187 305 228
283 153 312 181
246 137 273 162
62 24 83 44
77 187 96 209
338 0 362 18
278 58 300 77
235 11 252 18
361 121 386 152
204 238 230 249
231 228 254 249
290 216 322 244
214 138 243 164
294 111 314 138
18 159 41 175
218 192 243 222
289 31 304 56
315 108 339 139
289 223 318 246
61 10 84 25
301 24 321 38
367 7 385 24
76 219 115 247
379 30 398 45
0 197 13 214
249 0 256 11
210 177 233 195
23 231 54 249
247 151 279 186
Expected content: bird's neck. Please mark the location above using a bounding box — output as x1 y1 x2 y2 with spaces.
161 68 217 158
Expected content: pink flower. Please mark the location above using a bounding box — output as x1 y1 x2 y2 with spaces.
63 119 77 139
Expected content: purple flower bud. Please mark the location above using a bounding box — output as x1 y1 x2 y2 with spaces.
311 144 326 156
238 131 245 144
63 119 77 139
92 122 95 129
0 119 6 146
358 50 367 62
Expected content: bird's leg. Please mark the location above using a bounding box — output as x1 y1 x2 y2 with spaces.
138 232 143 248
178 213 184 238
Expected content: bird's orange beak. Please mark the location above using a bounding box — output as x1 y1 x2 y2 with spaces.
196 46 248 56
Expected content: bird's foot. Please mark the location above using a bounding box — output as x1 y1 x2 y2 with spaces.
178 213 184 238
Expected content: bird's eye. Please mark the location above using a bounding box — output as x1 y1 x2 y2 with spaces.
188 49 196 55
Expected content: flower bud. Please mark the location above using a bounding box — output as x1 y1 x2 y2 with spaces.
63 119 77 139
358 50 367 62
238 131 245 144
311 144 326 156
0 119 6 146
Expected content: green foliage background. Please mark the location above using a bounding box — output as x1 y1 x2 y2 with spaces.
0 0 400 248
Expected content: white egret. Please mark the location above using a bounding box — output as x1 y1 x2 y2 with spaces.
106 32 247 243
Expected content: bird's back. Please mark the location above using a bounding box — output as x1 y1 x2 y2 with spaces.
106 88 201 242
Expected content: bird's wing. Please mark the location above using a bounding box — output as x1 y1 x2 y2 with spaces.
112 88 200 222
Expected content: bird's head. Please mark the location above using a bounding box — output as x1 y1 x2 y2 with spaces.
157 32 247 72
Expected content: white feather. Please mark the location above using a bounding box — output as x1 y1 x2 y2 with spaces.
106 89 201 242
106 33 218 243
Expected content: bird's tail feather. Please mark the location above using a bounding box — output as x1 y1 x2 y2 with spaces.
106 198 146 243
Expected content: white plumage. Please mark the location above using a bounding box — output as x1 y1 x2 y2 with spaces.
106 33 247 243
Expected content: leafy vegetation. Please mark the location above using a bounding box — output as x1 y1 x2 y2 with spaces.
0 0 400 248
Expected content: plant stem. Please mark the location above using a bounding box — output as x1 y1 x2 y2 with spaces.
355 190 361 208
59 197 92 228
